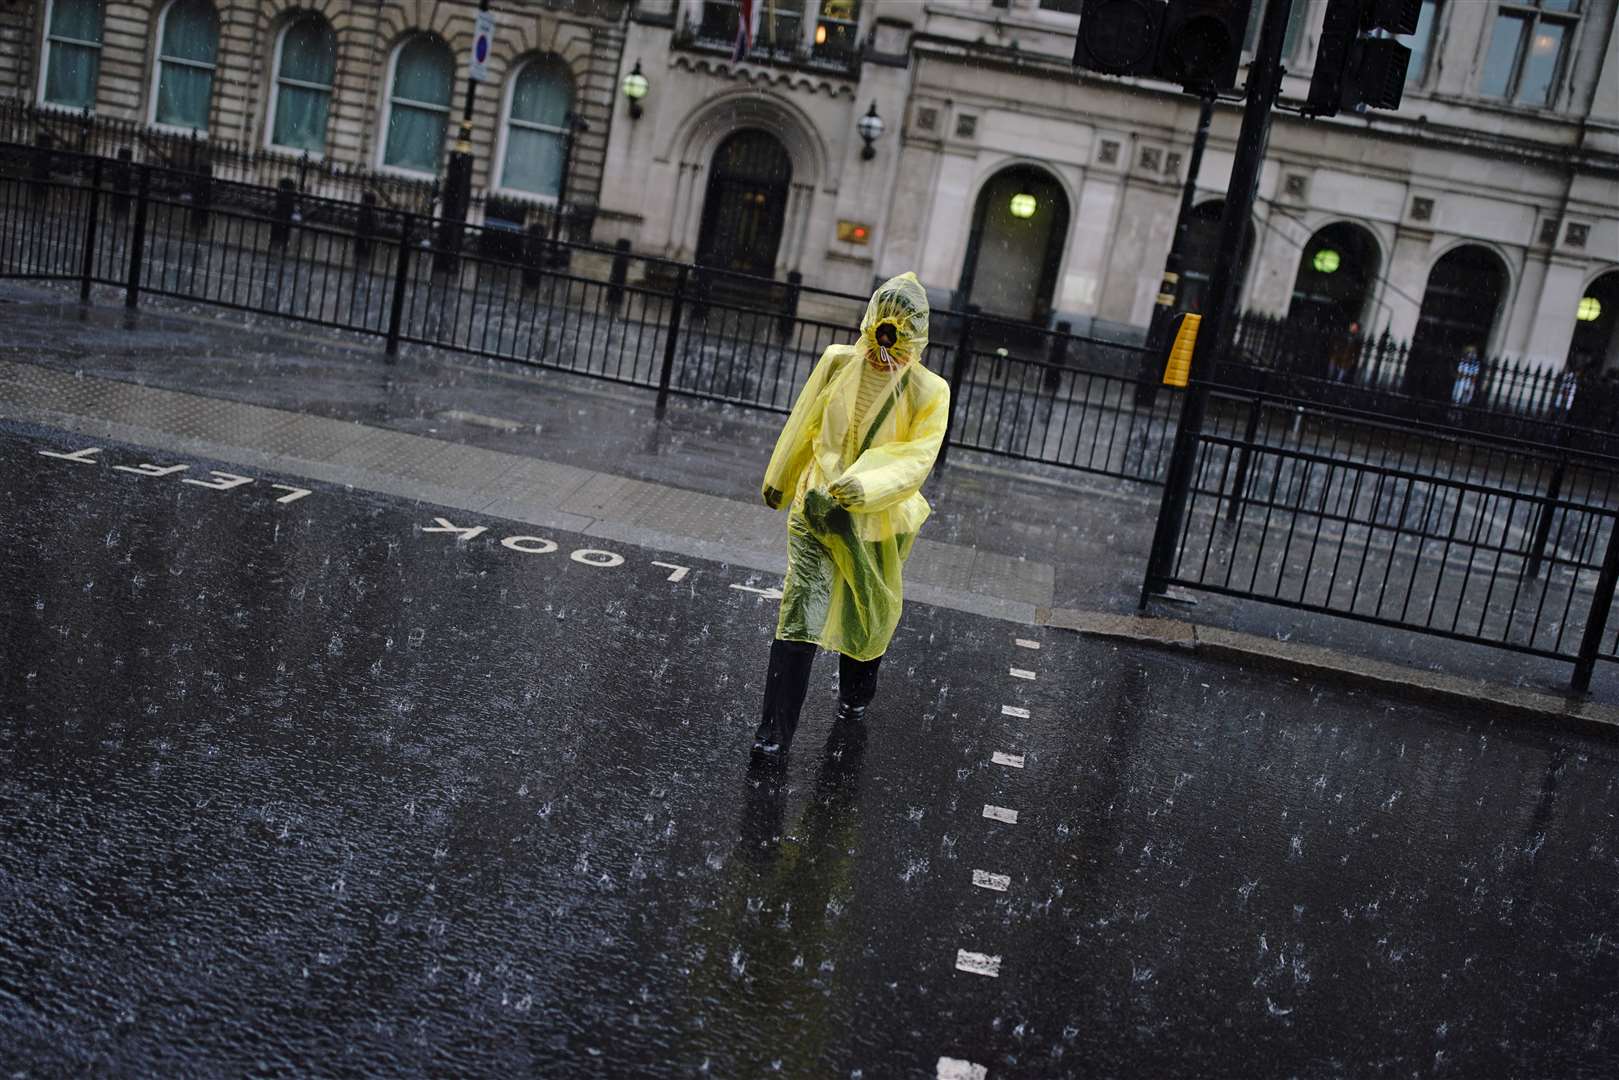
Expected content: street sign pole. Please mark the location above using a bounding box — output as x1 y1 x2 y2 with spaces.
438 0 493 273
1142 0 1295 601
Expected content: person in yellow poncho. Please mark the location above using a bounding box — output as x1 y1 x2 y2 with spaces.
753 272 950 756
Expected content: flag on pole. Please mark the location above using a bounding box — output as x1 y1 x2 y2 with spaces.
732 0 756 62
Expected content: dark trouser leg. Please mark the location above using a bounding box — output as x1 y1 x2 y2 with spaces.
837 652 882 723
754 638 816 754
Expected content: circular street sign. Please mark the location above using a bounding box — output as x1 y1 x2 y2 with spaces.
475 35 490 64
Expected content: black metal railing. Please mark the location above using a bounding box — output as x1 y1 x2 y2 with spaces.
1157 383 1619 689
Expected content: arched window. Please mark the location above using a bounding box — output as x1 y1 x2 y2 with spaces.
268 14 337 154
381 35 454 174
499 57 574 198
151 0 219 131
40 0 105 110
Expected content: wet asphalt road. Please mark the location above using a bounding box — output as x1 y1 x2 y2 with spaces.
2 419 1618 1079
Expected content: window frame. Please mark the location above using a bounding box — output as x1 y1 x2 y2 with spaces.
492 54 576 203
37 0 106 112
264 13 338 158
375 33 455 178
1401 0 1444 90
1478 0 1580 109
147 0 220 135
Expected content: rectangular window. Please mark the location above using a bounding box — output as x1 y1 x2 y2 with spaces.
813 0 860 65
1244 0 1310 60
1481 2 1577 107
1403 0 1440 85
699 0 806 57
41 0 105 110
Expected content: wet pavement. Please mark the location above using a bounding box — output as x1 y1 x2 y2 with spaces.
3 420 1618 1078
4 281 1617 703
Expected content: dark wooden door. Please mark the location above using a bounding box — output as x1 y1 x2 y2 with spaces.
696 130 792 279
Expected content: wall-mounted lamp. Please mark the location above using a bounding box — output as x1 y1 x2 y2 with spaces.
857 101 884 161
1008 192 1037 219
621 60 649 120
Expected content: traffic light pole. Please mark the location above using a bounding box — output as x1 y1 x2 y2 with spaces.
1139 93 1216 403
1141 0 1294 602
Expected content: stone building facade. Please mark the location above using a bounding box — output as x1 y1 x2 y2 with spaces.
3 0 1618 374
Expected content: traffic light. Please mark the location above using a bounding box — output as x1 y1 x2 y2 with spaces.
1075 1 1253 95
1306 0 1421 117
1073 0 1165 78
1157 1 1254 95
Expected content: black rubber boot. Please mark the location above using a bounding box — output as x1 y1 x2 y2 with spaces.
835 653 882 725
754 639 816 756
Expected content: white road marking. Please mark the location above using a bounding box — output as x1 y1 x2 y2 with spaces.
651 561 690 583
972 869 1010 892
991 752 1025 769
1009 667 1036 680
113 462 188 478
441 409 523 432
1001 705 1029 719
180 470 253 491
270 484 312 504
982 804 1019 825
937 1057 989 1080
1014 638 1041 650
954 950 1002 978
421 517 488 541
730 583 785 601
570 548 625 568
501 535 558 555
38 446 102 463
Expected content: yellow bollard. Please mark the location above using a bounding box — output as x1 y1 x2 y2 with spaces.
1162 313 1200 387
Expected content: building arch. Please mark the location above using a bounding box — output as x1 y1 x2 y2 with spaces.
663 90 829 267
1408 243 1512 397
1287 219 1382 333
956 163 1071 324
1569 270 1619 373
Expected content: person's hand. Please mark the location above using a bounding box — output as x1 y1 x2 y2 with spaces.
828 476 862 509
762 485 784 510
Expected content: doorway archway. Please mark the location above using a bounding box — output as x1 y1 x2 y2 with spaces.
695 129 792 279
1569 271 1619 374
1409 245 1509 398
1288 221 1380 333
957 165 1070 324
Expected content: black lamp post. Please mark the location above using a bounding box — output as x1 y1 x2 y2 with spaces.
437 0 489 272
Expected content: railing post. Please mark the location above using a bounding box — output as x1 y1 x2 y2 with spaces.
78 157 103 303
1572 510 1619 692
124 165 150 310
385 213 414 360
607 238 631 308
777 269 803 340
111 146 133 219
1526 454 1567 580
270 177 296 250
1225 394 1264 524
354 191 377 266
656 265 689 413
936 313 975 471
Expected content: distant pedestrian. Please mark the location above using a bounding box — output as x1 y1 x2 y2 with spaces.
753 273 950 757
1328 321 1361 384
1452 344 1481 406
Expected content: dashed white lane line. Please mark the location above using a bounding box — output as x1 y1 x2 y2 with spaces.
982 804 1019 825
955 950 1002 978
1014 638 1041 650
1009 667 1036 680
937 1056 989 1080
972 869 1011 892
991 751 1025 769
1001 705 1029 719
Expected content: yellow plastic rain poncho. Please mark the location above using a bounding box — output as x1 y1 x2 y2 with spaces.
761 272 950 662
